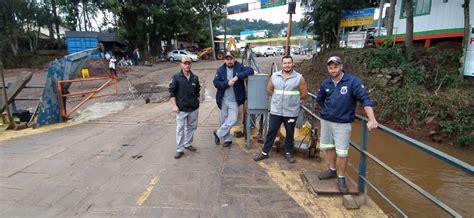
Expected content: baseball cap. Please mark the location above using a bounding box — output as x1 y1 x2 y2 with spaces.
327 56 342 65
181 56 192 63
224 52 234 58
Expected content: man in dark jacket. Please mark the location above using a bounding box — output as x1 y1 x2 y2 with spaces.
213 52 254 147
316 56 378 193
169 56 200 159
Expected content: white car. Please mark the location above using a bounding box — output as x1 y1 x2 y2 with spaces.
166 50 199 62
275 47 284 55
253 46 277 57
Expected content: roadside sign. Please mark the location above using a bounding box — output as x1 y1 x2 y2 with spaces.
227 3 249 15
340 8 375 27
261 0 286 9
347 31 367 48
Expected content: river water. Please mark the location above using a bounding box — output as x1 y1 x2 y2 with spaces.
347 120 474 217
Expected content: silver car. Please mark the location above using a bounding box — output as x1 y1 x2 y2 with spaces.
166 50 199 62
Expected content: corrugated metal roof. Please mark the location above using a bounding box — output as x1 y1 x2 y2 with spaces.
65 31 127 45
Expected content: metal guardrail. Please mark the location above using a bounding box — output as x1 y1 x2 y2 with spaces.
302 92 472 217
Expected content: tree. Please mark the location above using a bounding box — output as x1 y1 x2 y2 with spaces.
461 0 470 75
404 0 414 58
51 0 62 50
386 0 397 37
300 0 368 50
103 0 226 57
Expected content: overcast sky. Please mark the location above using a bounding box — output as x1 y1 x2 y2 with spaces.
227 0 305 24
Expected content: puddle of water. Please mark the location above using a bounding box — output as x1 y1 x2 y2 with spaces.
72 101 128 122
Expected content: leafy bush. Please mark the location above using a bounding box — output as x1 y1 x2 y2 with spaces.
400 62 425 86
440 109 474 147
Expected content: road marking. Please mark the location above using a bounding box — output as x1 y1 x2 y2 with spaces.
136 176 159 205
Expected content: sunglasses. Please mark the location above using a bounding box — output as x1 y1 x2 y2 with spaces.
182 61 191 65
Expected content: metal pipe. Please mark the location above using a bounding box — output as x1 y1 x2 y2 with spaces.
65 79 114 117
358 120 369 193
13 98 41 101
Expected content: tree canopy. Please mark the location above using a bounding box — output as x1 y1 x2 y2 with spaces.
300 0 370 49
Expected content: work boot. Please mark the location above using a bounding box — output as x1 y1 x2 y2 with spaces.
174 151 184 159
338 177 348 193
254 153 269 161
285 153 295 164
223 141 232 147
185 146 196 152
318 169 337 180
213 130 220 145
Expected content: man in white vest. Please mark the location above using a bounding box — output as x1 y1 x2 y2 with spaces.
254 55 308 164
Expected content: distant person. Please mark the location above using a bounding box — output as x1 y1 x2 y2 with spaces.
132 48 140 66
109 56 117 77
212 52 254 147
169 56 200 159
105 51 111 61
316 56 378 193
254 55 308 164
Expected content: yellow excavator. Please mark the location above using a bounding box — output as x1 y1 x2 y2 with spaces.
198 37 238 60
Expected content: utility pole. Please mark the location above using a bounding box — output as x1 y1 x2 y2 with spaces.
209 14 216 60
224 6 228 53
285 1 296 55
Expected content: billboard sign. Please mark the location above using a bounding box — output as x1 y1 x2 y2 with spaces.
261 0 286 9
340 8 375 27
227 3 249 15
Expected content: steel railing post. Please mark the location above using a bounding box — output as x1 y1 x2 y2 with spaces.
358 120 369 193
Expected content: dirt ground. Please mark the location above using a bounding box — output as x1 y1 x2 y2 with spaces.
3 55 310 123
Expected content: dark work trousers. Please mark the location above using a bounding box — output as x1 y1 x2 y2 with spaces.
262 114 297 154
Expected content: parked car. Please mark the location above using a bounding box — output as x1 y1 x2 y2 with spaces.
290 47 301 55
275 47 284 55
166 50 199 62
253 46 276 57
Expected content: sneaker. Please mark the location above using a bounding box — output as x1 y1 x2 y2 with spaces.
185 146 196 152
213 130 220 145
174 151 184 159
285 153 295 163
254 153 269 161
318 169 337 180
338 177 348 193
223 141 232 147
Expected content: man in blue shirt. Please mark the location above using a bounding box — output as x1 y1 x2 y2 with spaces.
316 56 378 193
213 52 254 147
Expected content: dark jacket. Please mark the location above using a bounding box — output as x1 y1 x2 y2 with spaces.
213 61 254 109
316 71 372 123
169 70 200 112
